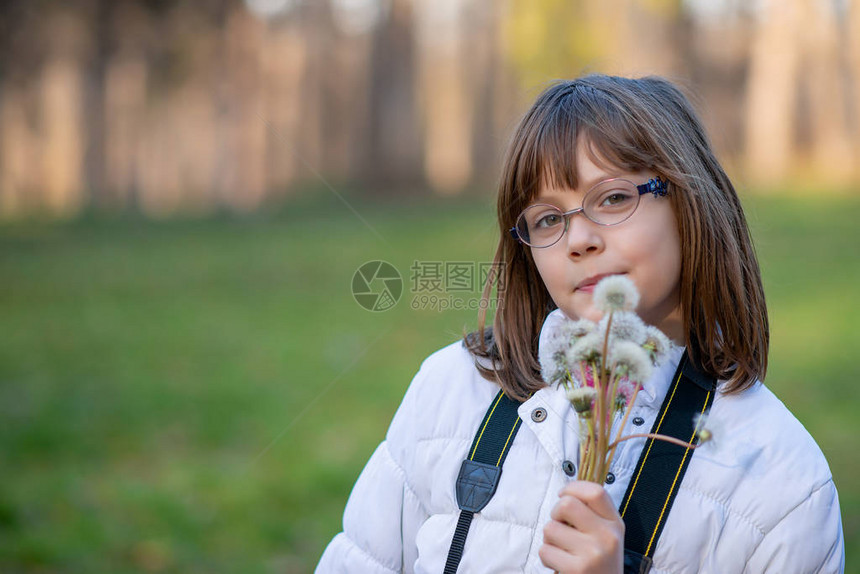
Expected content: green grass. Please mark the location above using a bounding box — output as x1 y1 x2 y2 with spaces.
0 191 857 572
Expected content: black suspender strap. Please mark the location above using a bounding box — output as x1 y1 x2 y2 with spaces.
443 350 715 574
443 390 522 574
619 351 716 574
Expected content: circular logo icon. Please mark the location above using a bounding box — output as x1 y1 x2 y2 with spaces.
352 261 403 312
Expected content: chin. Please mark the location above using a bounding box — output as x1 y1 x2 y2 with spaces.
560 304 602 323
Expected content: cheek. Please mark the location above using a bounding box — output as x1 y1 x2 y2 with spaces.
530 249 556 285
530 249 567 302
633 216 682 303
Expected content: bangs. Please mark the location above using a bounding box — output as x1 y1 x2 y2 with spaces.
511 82 659 207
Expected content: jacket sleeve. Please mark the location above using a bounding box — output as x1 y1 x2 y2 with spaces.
316 357 435 573
744 479 844 574
316 440 423 573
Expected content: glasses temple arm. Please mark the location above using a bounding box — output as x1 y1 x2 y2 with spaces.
637 177 668 197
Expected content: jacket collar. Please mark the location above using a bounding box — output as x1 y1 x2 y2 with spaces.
536 308 685 409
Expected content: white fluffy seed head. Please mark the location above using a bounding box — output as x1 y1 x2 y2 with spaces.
693 411 713 444
608 340 653 383
566 332 604 366
598 311 647 344
567 386 597 414
539 351 567 385
563 318 597 339
538 318 596 384
539 335 567 384
593 275 640 313
642 325 673 366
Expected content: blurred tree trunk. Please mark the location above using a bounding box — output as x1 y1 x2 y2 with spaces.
414 0 477 194
847 0 860 176
464 0 508 189
362 0 423 191
681 5 752 168
221 4 266 212
801 0 854 184
0 89 37 217
744 0 802 188
41 8 89 216
84 0 110 210
319 4 375 187
259 21 308 197
103 0 149 211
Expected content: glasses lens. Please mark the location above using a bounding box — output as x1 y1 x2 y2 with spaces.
583 180 640 225
517 205 565 247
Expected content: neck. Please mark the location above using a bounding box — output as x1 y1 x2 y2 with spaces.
642 303 685 346
658 317 685 346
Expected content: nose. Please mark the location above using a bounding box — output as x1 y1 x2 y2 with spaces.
563 211 604 257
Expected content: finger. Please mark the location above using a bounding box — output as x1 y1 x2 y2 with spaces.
558 480 620 522
543 517 591 554
538 541 584 573
550 494 604 533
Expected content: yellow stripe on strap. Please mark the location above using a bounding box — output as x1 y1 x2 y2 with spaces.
645 390 711 555
469 391 505 461
620 368 684 519
497 418 522 466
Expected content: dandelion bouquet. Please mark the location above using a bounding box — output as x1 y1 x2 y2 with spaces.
539 275 701 483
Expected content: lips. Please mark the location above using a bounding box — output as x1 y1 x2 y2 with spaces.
575 273 623 292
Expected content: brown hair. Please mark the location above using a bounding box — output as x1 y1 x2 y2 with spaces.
464 75 768 401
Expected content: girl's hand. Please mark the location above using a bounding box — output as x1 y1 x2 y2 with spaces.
538 481 624 574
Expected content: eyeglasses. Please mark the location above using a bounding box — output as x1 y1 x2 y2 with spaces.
509 177 668 248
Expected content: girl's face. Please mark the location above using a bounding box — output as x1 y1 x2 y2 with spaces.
529 141 684 342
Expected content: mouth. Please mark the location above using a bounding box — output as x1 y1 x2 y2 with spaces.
575 272 624 293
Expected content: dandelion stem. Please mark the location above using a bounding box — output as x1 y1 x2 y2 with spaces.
607 432 700 451
598 312 615 482
605 380 642 471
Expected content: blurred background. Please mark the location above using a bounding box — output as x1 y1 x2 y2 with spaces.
0 0 858 572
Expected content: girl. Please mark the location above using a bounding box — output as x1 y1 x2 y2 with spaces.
316 75 844 573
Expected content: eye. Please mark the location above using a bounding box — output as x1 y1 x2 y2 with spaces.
601 192 633 207
589 186 636 213
535 212 563 228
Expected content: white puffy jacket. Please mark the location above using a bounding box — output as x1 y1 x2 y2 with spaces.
317 311 844 573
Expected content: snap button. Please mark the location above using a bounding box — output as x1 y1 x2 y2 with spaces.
562 460 576 477
604 472 616 484
632 416 645 426
531 407 547 423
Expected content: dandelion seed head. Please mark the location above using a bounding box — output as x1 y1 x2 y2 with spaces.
693 411 713 444
539 351 567 385
608 340 653 383
566 332 604 365
563 318 597 339
593 275 640 313
598 311 647 344
539 317 596 385
642 326 673 366
567 386 597 414
539 337 568 385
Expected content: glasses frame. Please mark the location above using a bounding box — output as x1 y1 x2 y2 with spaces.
509 176 668 248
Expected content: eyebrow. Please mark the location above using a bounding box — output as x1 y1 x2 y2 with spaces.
533 171 619 201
